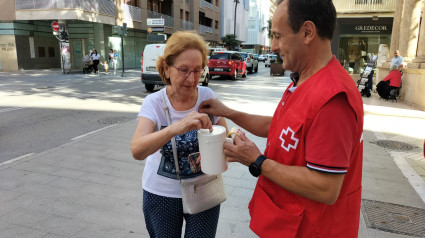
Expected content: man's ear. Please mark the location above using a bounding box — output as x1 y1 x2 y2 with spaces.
302 21 316 45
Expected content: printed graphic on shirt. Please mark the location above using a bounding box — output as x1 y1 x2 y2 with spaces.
279 126 299 152
157 129 203 179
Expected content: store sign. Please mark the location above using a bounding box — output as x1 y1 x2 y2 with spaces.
341 24 392 34
150 27 164 32
147 18 164 26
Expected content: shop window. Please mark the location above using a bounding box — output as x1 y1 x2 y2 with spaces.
38 47 45 57
48 47 55 57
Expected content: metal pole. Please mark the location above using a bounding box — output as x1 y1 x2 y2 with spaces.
121 35 125 77
234 0 239 36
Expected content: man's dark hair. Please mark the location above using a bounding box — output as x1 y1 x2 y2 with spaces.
277 0 336 40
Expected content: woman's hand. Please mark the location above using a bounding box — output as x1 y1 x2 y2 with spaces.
171 111 212 135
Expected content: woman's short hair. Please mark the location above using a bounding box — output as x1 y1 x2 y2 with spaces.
156 31 208 85
390 64 398 71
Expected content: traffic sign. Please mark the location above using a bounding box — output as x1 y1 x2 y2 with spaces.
51 21 59 32
147 18 165 26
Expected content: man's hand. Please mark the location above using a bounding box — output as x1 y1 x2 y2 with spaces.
223 130 261 166
199 98 232 118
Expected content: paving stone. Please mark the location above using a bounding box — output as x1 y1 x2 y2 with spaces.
0 222 47 238
33 215 90 236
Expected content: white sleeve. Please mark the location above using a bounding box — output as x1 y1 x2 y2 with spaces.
138 94 159 126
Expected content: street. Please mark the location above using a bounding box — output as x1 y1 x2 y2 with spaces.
0 62 284 163
1 64 425 237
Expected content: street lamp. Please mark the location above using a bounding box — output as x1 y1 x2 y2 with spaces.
234 0 239 36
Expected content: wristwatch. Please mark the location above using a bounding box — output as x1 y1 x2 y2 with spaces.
249 155 267 177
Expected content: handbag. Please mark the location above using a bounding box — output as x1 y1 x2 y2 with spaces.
162 90 226 214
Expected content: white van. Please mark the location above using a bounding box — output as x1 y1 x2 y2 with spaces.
141 44 166 92
141 43 210 92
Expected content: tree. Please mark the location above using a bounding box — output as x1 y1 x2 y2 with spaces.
221 34 239 51
266 19 272 39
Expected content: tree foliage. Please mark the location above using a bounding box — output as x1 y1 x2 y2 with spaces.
221 34 239 51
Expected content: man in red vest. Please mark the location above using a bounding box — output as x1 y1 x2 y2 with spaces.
199 0 364 237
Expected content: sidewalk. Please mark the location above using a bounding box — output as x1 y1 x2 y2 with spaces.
1 79 425 237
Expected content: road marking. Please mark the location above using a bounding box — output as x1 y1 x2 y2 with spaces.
392 152 425 204
373 131 425 203
0 153 35 167
0 107 24 113
71 124 117 141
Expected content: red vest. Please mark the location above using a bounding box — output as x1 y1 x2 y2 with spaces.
248 57 364 238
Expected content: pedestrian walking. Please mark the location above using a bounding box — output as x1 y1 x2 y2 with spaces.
199 0 364 237
112 50 118 75
91 49 100 74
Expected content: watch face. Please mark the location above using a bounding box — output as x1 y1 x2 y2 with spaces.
249 163 260 177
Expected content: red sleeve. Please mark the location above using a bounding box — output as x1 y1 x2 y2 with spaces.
305 93 357 174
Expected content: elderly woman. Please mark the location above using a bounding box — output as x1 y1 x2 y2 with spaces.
131 31 228 238
376 64 402 99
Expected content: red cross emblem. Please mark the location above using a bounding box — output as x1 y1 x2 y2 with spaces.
279 126 299 152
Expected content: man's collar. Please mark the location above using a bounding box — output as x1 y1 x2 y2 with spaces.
290 72 300 86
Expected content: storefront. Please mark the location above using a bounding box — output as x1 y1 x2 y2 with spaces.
333 17 393 74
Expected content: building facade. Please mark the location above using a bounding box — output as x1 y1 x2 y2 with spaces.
332 0 397 74
377 0 425 109
0 0 222 72
241 0 271 55
221 0 249 45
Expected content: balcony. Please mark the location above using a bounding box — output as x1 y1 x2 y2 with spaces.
334 0 396 14
199 0 219 12
147 10 174 28
180 19 194 31
15 0 115 16
199 24 213 35
122 4 142 22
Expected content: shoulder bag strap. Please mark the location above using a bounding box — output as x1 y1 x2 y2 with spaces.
161 90 182 182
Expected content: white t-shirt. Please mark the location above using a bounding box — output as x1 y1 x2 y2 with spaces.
91 53 100 60
138 86 220 198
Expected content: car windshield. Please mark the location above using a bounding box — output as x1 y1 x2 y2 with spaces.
269 55 277 59
239 53 248 59
210 53 231 59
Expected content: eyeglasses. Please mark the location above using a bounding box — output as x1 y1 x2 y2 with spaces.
171 65 203 77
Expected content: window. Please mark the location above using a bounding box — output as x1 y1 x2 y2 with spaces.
38 47 45 57
48 47 55 57
124 0 138 7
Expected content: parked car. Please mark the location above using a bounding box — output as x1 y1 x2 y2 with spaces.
264 54 278 67
141 44 166 92
258 54 267 62
239 52 259 73
199 66 210 86
141 43 210 92
208 51 247 80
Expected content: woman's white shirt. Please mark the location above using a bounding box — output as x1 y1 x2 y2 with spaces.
92 54 100 60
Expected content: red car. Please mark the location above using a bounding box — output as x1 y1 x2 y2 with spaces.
208 51 247 80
